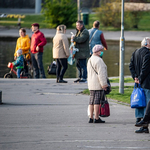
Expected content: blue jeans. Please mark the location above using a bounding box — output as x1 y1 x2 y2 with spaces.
76 59 87 80
17 68 22 78
135 88 150 118
31 52 46 78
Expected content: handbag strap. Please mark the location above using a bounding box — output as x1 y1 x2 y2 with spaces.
90 59 98 75
100 90 107 104
89 30 98 44
90 59 109 97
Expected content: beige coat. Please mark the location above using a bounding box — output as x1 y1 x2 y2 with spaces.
53 31 70 59
87 55 108 90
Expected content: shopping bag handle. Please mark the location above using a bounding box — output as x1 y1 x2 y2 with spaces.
134 83 141 89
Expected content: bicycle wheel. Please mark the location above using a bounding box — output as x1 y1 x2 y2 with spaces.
4 73 13 78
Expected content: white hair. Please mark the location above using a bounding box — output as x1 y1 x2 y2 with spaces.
141 37 150 47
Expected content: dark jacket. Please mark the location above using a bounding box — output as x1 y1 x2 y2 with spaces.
73 26 90 59
129 47 150 89
31 30 47 54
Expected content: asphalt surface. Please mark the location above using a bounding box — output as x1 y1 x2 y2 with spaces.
1 27 150 42
1 8 150 150
0 78 150 150
1 8 150 42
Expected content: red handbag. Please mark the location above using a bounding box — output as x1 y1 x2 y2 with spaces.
99 97 110 117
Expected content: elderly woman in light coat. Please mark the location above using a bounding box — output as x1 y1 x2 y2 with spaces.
53 25 70 83
87 44 108 123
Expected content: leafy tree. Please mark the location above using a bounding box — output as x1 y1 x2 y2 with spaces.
96 0 121 28
97 0 146 29
42 0 77 28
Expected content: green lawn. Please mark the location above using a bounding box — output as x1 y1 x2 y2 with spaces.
82 78 134 104
0 11 150 30
0 14 49 28
82 86 134 104
109 77 134 83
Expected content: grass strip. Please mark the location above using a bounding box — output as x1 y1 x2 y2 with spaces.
82 86 134 104
1 12 150 30
109 77 134 83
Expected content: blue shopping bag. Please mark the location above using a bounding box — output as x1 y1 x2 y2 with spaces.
68 42 79 65
130 83 146 108
68 54 75 65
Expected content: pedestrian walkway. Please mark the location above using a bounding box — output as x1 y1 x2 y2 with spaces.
0 27 150 42
0 79 149 150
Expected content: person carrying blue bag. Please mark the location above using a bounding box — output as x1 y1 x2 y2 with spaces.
130 83 146 108
129 37 150 133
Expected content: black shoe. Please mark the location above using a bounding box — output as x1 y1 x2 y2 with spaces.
56 79 59 83
79 79 87 83
74 78 81 83
94 118 105 123
136 118 141 124
58 80 67 83
135 120 148 127
88 118 93 123
135 127 149 133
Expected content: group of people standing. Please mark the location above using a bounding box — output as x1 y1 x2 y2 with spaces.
13 23 47 78
13 20 109 124
53 20 107 83
14 20 107 82
52 20 108 123
12 20 150 132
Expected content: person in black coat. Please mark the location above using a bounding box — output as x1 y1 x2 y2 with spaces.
135 100 150 128
129 37 150 133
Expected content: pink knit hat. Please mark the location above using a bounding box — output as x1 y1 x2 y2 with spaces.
92 45 104 53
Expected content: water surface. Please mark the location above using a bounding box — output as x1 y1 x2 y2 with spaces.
0 41 140 78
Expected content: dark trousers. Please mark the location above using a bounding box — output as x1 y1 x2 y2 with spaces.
56 58 68 80
76 58 87 80
31 52 46 78
23 58 28 73
143 100 150 122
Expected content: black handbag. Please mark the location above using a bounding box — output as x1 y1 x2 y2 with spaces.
47 62 57 75
105 79 111 95
90 59 111 95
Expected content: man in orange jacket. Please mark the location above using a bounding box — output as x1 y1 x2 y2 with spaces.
31 23 47 78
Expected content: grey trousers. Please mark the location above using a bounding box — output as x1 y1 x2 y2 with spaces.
31 52 46 78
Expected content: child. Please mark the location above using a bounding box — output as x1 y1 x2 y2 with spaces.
12 49 24 78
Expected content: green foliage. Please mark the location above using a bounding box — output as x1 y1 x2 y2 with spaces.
96 0 146 29
126 10 146 29
96 0 121 28
41 0 77 28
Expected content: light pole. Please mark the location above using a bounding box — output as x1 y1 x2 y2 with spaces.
77 0 81 20
35 0 41 14
119 0 125 94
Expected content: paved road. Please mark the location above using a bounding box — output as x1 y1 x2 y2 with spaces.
0 27 150 42
0 79 149 150
1 8 150 42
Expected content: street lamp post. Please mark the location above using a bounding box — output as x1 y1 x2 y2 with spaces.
35 0 41 14
77 0 81 20
119 0 125 94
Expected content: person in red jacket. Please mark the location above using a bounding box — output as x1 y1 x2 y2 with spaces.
31 23 47 78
